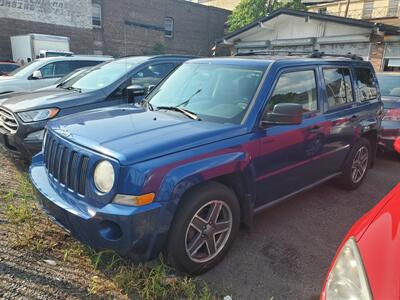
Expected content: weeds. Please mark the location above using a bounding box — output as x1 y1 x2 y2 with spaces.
1 169 217 299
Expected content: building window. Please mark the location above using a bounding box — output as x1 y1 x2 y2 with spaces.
388 0 399 16
164 17 174 38
92 3 102 28
362 0 374 19
318 7 327 14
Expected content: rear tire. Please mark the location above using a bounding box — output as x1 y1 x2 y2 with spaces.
336 138 371 190
164 181 240 275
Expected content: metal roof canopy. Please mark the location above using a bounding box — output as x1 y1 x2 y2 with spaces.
223 8 400 42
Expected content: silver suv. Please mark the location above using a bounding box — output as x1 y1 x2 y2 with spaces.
0 55 112 94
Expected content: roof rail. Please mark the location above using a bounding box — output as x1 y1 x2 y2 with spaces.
235 49 364 60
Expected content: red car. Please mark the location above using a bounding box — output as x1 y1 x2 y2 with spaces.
321 184 400 300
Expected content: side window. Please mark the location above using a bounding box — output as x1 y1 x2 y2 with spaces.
268 70 318 112
72 60 102 69
131 63 177 88
39 63 55 78
323 68 354 108
54 61 73 77
354 67 377 102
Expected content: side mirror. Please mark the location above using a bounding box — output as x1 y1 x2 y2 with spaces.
262 103 303 126
31 70 43 80
147 84 156 94
126 85 146 102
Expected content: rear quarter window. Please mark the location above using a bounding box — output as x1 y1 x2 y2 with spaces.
354 67 378 102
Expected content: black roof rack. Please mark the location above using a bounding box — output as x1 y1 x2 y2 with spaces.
234 49 364 61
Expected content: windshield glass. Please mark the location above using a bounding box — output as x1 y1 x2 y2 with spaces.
377 74 400 97
56 68 90 85
8 60 46 78
148 63 266 124
65 58 143 92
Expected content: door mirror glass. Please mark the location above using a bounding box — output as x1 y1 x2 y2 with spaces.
127 85 146 102
262 103 303 126
31 70 43 80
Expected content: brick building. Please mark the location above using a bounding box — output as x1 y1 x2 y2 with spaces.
0 0 230 60
219 9 400 72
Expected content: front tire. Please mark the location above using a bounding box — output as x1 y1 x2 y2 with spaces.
164 181 240 275
336 138 371 190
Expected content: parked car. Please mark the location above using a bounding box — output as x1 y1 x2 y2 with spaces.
320 184 400 300
36 67 91 91
30 54 382 274
0 55 112 94
376 72 400 153
0 62 20 76
0 55 194 158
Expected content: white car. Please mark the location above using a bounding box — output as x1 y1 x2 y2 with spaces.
0 56 112 94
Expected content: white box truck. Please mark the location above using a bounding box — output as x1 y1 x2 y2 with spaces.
10 34 72 62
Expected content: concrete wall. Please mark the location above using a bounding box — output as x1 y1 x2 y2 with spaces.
0 0 92 28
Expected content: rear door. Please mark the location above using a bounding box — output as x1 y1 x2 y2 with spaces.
317 65 359 175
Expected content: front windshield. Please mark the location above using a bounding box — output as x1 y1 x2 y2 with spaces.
8 60 45 78
56 68 90 85
148 63 266 124
65 59 142 92
377 74 400 97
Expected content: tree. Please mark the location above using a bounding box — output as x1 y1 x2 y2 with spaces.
227 0 307 32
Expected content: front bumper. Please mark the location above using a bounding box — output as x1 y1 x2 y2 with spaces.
29 155 167 260
0 119 46 159
379 122 400 153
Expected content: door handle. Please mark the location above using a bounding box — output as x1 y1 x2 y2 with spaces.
307 125 320 133
349 115 358 122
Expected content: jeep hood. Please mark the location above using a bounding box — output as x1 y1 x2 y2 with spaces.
49 105 244 165
0 88 104 112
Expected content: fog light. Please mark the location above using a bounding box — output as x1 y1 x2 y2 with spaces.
99 220 123 241
394 138 400 154
25 129 45 142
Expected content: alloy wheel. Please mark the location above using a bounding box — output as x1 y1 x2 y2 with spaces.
351 146 369 184
185 200 233 263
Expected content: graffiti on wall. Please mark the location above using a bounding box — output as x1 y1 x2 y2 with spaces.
0 0 92 28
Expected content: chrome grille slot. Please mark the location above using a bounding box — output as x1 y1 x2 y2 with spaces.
43 131 90 196
0 108 18 134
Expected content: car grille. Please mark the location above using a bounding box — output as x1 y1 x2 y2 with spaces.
0 107 18 134
43 131 90 196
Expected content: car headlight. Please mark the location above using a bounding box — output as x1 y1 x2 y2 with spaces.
18 108 59 123
326 237 372 300
93 160 115 193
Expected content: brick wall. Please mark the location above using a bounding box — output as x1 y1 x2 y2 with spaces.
369 33 385 72
97 0 230 57
0 18 94 61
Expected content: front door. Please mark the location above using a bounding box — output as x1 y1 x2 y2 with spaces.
254 68 326 207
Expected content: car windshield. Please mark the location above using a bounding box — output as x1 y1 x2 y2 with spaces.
64 58 143 92
147 62 266 124
377 74 400 97
7 60 46 78
55 67 90 85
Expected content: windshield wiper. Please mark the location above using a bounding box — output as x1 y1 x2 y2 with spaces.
156 106 200 120
63 86 82 93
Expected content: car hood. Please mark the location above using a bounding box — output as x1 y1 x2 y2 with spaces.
0 88 103 112
356 184 400 300
49 105 243 165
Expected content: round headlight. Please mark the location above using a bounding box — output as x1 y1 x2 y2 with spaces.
94 160 115 193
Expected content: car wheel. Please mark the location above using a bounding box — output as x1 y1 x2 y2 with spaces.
336 138 371 190
164 181 240 275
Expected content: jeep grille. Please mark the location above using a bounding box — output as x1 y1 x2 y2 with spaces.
0 107 18 135
43 131 90 196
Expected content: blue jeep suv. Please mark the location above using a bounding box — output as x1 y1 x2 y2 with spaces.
0 55 193 159
30 54 382 274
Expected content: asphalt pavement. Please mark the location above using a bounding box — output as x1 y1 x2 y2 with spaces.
201 153 400 300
